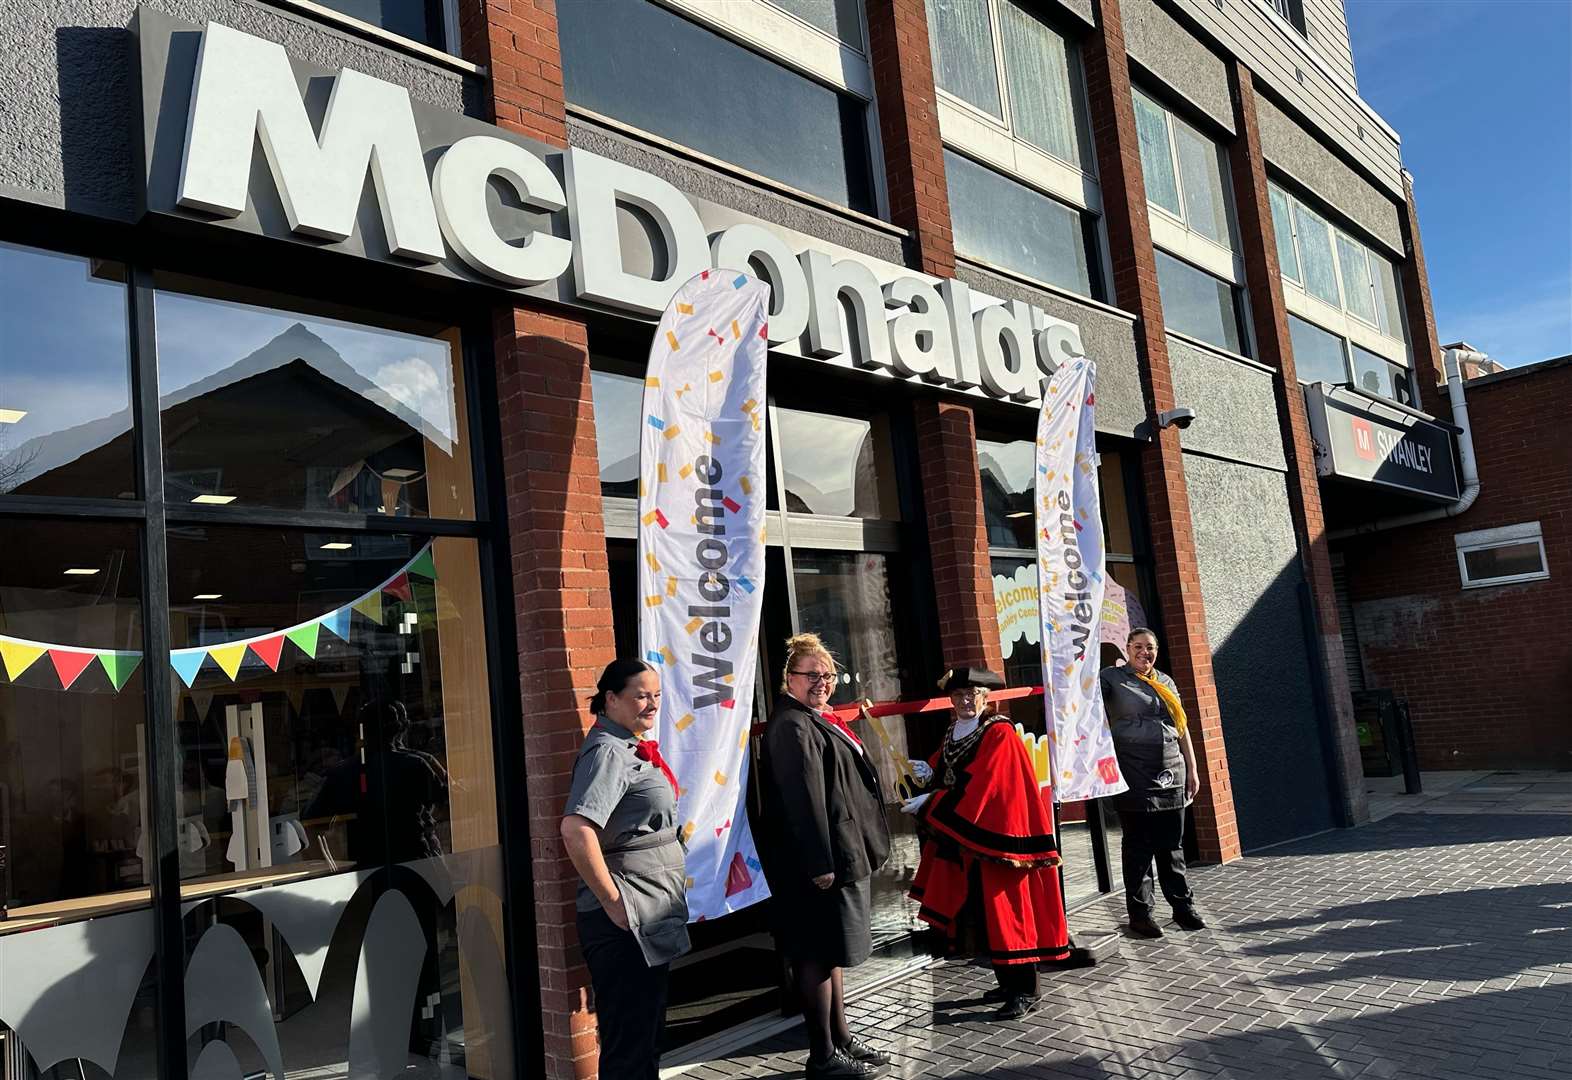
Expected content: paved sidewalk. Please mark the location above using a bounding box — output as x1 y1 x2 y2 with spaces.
690 787 1572 1079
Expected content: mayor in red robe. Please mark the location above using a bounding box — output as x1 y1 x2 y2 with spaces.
904 666 1069 1019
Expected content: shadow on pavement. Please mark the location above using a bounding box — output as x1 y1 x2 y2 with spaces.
1248 812 1572 857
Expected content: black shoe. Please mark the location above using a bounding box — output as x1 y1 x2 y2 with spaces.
838 1035 891 1067
1173 907 1207 931
996 993 1041 1020
1129 916 1164 938
807 1047 886 1078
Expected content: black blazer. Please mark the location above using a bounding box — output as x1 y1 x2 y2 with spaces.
757 694 891 890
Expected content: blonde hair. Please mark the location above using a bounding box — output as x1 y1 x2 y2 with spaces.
780 632 837 693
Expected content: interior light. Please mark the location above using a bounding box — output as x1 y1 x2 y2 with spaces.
0 409 28 424
63 567 100 576
382 468 418 479
1006 511 1031 519
191 494 237 505
321 542 353 550
193 593 223 601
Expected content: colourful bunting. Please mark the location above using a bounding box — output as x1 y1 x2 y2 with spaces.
171 650 206 688
209 644 248 681
406 547 437 581
383 573 412 602
319 607 352 642
352 591 383 623
249 634 285 672
286 621 320 659
98 651 142 692
0 640 46 680
49 649 96 690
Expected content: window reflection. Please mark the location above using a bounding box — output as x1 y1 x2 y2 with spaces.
0 243 134 500
156 285 473 519
979 441 1134 555
591 369 644 499
775 408 898 518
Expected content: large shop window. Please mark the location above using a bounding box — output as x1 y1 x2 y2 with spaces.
557 0 878 214
1155 250 1247 356
946 149 1100 298
774 407 899 519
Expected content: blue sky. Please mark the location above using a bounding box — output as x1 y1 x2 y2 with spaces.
1345 0 1572 366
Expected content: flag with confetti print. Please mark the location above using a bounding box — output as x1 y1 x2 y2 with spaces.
1035 358 1128 802
638 269 772 920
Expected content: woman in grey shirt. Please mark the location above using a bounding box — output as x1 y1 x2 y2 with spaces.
1100 627 1205 939
561 658 690 1079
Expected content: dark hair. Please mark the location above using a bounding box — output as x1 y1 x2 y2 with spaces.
358 698 410 743
589 658 656 715
1127 627 1159 645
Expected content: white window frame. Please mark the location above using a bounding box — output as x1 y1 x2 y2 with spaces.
1133 88 1244 286
1455 522 1551 590
930 0 1101 215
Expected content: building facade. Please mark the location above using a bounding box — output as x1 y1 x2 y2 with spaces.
0 0 1457 1078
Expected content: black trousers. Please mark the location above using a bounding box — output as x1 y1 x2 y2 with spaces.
1117 808 1194 919
578 906 670 1079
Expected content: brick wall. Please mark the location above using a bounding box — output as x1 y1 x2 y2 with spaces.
1340 361 1572 771
1399 171 1447 417
458 0 569 144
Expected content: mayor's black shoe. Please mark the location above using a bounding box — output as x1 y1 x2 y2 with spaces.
806 1048 887 1078
839 1036 891 1068
1173 907 1207 931
995 993 1041 1021
1129 916 1164 938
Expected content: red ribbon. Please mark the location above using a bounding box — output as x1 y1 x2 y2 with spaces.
634 739 680 794
821 711 864 747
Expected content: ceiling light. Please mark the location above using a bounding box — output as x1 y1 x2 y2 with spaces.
1006 511 1031 519
191 494 237 505
0 409 28 424
193 593 223 600
321 542 353 550
382 468 418 479
63 567 100 576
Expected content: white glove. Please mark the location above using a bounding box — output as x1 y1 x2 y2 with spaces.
908 760 933 785
900 792 931 816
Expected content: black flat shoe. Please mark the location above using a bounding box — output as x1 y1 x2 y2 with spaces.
839 1036 891 1068
996 993 1041 1020
1173 907 1207 931
806 1048 886 1078
1129 916 1164 938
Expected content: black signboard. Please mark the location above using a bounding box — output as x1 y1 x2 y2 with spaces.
1304 384 1461 502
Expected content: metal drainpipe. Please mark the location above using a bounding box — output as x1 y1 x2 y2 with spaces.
1326 346 1483 539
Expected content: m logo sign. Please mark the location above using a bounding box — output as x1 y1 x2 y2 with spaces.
1352 418 1377 461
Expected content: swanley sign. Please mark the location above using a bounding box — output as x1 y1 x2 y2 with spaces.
135 11 1086 406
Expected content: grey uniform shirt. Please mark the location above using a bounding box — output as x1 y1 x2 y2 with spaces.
1100 666 1186 812
563 716 681 913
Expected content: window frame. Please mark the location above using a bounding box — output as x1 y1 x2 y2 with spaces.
1455 522 1551 590
1132 88 1243 286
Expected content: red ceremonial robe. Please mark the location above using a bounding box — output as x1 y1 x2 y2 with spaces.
908 716 1070 967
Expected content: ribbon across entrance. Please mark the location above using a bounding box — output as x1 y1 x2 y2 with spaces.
638 270 771 920
1035 359 1128 802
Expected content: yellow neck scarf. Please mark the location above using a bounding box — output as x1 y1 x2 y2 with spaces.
1131 668 1188 738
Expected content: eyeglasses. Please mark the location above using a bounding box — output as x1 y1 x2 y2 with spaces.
789 670 836 684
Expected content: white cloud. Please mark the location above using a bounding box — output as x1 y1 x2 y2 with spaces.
372 356 457 447
1438 277 1572 366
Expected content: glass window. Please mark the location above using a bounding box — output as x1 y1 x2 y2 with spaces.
1174 120 1232 247
772 0 866 49
793 550 909 707
1292 201 1341 306
1134 93 1181 216
999 0 1083 165
314 0 448 48
1155 251 1245 355
591 369 644 499
1351 346 1414 406
1289 315 1349 385
1269 184 1300 283
946 149 1096 297
925 0 1002 117
978 440 1134 555
169 528 512 1076
1456 525 1549 588
1336 232 1379 325
774 407 898 518
559 0 876 214
1371 253 1407 339
0 243 134 500
154 283 474 520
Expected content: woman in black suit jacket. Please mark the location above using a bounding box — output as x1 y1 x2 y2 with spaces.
757 633 892 1080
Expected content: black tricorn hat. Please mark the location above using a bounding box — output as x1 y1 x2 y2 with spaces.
937 666 1005 692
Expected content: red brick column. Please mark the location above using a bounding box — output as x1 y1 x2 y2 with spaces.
865 0 955 276
494 308 617 1080
1398 171 1448 417
457 0 570 144
1081 0 1238 862
1226 63 1368 826
914 400 1004 672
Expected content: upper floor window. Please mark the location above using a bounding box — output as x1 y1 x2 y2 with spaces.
1133 90 1236 251
558 0 878 214
309 1 453 52
1268 0 1308 35
1288 314 1413 408
1270 181 1407 342
1155 251 1247 356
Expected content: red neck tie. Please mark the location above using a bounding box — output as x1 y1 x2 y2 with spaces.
635 739 680 794
821 711 863 747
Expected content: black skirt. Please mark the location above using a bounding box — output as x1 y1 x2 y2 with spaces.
773 874 873 969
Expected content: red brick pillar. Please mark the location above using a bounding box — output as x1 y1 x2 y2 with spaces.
1226 63 1368 827
1398 171 1448 417
457 0 569 143
914 400 1005 672
1081 0 1239 862
865 0 955 276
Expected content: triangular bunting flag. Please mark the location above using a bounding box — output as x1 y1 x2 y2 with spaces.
285 686 306 715
286 621 321 659
191 691 215 720
249 634 285 672
97 651 142 692
406 547 437 581
320 607 351 642
330 683 351 715
0 640 47 680
352 591 383 624
383 573 412 602
171 649 207 688
49 649 97 690
209 643 248 681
